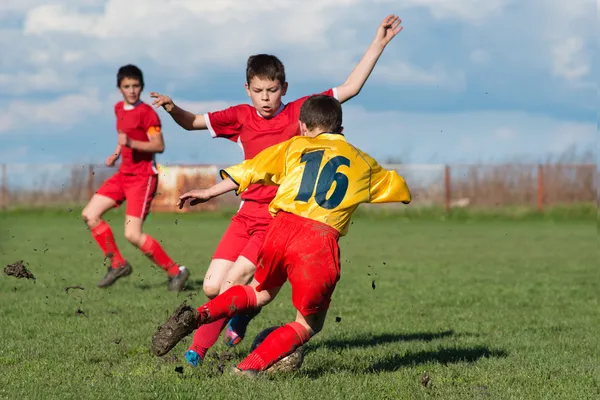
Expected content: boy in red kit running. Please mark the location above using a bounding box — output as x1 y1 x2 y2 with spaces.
81 64 189 291
151 94 412 375
150 15 402 366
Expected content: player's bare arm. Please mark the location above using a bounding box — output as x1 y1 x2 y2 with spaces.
177 178 239 209
105 144 121 167
149 92 208 131
118 131 165 153
336 14 402 103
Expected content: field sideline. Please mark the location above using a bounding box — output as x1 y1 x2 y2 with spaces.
0 210 597 399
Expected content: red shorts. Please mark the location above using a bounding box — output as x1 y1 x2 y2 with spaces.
255 212 341 316
96 172 158 219
212 201 273 266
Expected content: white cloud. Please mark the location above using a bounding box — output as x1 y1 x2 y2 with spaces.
373 62 463 88
0 90 102 134
469 49 490 65
388 0 514 23
339 105 596 163
13 0 515 90
0 69 68 95
552 37 590 82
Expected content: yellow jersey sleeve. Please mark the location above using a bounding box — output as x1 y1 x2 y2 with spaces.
220 140 291 195
362 151 412 204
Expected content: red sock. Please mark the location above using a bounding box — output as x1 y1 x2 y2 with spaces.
188 318 229 359
198 285 257 322
237 322 310 371
91 220 125 269
139 235 180 276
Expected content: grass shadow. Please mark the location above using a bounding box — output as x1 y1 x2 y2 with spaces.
309 330 455 353
301 346 508 377
369 346 508 372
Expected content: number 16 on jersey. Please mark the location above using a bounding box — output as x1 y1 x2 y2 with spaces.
294 150 350 210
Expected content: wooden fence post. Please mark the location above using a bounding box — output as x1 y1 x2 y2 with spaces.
1 164 6 210
444 165 451 213
537 164 544 212
87 165 95 200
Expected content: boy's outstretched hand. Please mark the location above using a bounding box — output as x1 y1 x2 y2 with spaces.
177 189 213 209
374 14 403 47
150 92 175 113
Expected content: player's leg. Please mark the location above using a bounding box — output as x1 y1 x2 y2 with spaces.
153 221 288 357
233 212 341 374
152 279 281 357
184 216 250 365
222 232 266 347
82 173 132 287
123 174 189 291
184 259 234 366
233 309 327 375
221 219 273 346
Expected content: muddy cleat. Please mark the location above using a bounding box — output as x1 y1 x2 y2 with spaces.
152 303 208 356
184 349 202 367
97 262 133 288
168 266 190 292
229 366 259 378
224 308 261 347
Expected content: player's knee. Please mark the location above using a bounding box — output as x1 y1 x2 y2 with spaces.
124 230 142 246
81 209 98 227
203 281 220 299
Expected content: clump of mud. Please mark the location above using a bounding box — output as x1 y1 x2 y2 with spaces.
4 260 35 281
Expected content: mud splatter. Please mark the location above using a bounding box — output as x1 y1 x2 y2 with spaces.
420 372 431 387
64 285 85 294
4 260 35 280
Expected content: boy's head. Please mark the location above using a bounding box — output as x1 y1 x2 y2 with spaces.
117 64 144 106
245 54 288 118
299 95 343 137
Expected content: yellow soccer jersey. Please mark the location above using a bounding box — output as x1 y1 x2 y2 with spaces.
220 133 411 236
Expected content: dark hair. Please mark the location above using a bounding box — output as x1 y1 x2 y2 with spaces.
246 54 286 85
117 64 144 89
299 95 343 133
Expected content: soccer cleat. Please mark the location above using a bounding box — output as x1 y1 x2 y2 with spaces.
167 266 190 292
229 366 259 378
223 308 261 347
184 349 202 367
97 261 133 288
151 303 209 356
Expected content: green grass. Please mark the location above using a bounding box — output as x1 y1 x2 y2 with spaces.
0 210 597 399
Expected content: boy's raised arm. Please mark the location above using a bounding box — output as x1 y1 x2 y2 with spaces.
150 92 208 131
336 15 403 104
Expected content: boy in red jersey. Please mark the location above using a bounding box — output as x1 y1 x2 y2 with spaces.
81 64 189 291
150 95 411 376
150 15 402 365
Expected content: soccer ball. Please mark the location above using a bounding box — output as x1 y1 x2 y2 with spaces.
250 326 306 373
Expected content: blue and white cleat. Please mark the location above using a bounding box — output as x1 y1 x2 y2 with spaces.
184 349 202 367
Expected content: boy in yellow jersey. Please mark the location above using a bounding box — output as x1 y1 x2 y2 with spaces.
151 95 411 375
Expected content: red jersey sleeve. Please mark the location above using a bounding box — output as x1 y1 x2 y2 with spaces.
141 105 162 138
205 105 244 143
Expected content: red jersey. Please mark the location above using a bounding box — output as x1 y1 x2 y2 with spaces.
205 88 338 203
115 101 162 176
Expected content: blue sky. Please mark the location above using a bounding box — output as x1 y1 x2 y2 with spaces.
0 0 596 167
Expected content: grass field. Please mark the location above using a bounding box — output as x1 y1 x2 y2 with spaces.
0 209 597 399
